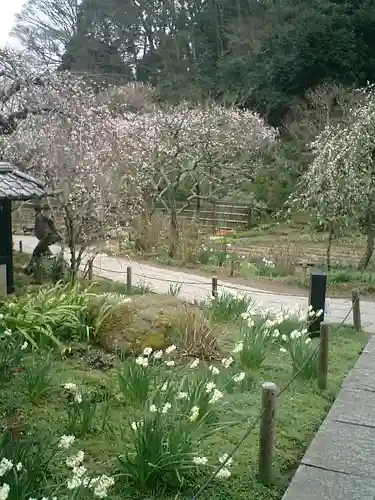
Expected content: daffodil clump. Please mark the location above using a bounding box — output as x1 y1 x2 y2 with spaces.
114 344 246 491
235 304 324 378
203 290 252 322
0 435 115 500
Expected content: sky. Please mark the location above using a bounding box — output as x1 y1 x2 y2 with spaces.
0 0 26 47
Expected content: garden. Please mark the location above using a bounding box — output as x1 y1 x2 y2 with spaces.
93 216 375 298
0 252 367 500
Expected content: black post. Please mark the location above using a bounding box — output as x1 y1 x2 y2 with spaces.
308 268 327 337
0 200 14 294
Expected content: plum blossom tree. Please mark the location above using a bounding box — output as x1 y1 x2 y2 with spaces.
119 103 277 255
0 48 51 140
290 84 375 270
3 75 147 276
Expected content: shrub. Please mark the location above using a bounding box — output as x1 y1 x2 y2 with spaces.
0 282 94 347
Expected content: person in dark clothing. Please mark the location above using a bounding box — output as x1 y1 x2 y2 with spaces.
24 205 61 275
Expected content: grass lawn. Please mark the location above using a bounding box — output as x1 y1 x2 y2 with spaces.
0 257 369 500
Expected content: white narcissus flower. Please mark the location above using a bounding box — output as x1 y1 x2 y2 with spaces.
165 345 177 354
66 451 84 469
177 391 188 400
209 365 220 375
64 382 78 392
209 389 224 404
233 372 246 383
142 347 153 356
232 341 243 353
0 458 13 477
189 358 200 369
153 350 163 359
164 360 175 367
150 404 158 413
219 453 233 467
193 456 208 465
216 467 231 479
58 435 75 449
135 356 148 367
161 402 172 414
189 406 200 422
221 357 234 368
205 381 216 393
0 484 10 500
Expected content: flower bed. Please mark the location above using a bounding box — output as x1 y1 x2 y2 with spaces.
0 282 367 500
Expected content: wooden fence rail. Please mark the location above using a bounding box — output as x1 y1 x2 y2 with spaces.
13 200 270 231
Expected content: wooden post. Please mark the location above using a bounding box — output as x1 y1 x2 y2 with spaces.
229 259 235 277
127 266 132 293
35 262 43 285
0 200 14 294
318 323 330 390
259 382 277 486
0 264 7 297
308 269 327 337
88 260 93 281
19 240 23 253
352 288 361 331
212 276 218 298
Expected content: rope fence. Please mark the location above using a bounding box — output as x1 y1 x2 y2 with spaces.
191 323 331 499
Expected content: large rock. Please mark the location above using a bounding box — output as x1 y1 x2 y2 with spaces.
95 294 219 358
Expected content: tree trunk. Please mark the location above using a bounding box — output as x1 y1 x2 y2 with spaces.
69 244 77 283
168 207 179 258
358 224 375 270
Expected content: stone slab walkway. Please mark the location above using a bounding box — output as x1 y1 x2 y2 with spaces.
13 234 375 499
13 235 375 332
282 335 375 500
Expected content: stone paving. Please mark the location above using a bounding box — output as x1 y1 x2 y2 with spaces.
282 335 375 500
14 234 375 500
